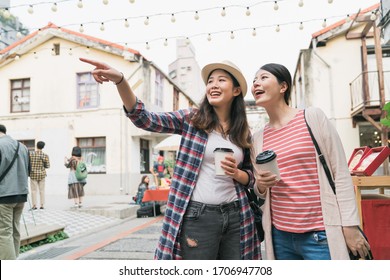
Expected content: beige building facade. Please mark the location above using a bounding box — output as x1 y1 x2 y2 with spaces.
292 3 390 174
0 23 196 197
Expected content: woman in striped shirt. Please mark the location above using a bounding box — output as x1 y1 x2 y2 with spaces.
80 57 261 260
251 63 370 260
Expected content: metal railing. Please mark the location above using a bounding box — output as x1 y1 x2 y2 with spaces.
350 71 390 113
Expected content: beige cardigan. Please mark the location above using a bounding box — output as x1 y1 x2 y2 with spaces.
252 107 360 260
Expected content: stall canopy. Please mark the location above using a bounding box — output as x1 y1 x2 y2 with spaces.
154 134 181 151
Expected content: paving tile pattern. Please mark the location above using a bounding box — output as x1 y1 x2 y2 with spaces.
21 208 121 237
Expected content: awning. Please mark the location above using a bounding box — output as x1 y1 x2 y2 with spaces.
154 134 181 151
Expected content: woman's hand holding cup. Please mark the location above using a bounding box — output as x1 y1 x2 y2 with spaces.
255 169 279 194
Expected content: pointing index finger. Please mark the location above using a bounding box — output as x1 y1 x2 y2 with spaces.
79 57 107 69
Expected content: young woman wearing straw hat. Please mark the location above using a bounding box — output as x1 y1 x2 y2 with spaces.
80 57 261 260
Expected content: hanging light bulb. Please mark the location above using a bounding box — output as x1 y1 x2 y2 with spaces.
100 22 105 31
69 48 73 56
275 25 280 32
77 0 83 8
221 7 226 17
328 0 333 3
103 0 109 5
34 52 38 59
299 22 304 30
146 42 150 50
274 1 279 11
3 8 11 18
28 5 34 14
79 24 84 33
51 3 58 12
298 0 304 7
185 37 190 45
230 31 235 40
51 48 56 56
164 38 168 46
129 0 135 3
171 14 176 23
15 55 20 60
144 16 149 25
207 33 212 41
345 14 351 23
252 28 257 37
246 7 251 16
37 28 42 35
370 12 377 21
16 31 22 38
124 19 129 28
322 19 327 28
194 11 199 20
86 46 90 54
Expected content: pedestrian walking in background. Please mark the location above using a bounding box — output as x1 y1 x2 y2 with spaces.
0 124 30 260
64 146 86 208
29 141 50 210
251 63 370 260
80 57 261 260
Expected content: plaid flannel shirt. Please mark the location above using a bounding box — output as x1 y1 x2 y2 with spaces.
125 98 261 260
29 150 50 181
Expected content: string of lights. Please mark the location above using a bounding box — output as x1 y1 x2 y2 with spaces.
1 0 341 35
0 0 379 58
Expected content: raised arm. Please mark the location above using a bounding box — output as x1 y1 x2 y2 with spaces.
79 57 136 111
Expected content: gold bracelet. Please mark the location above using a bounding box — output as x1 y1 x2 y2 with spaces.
115 72 124 85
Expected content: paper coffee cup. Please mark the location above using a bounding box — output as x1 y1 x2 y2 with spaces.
255 150 281 180
214 148 234 176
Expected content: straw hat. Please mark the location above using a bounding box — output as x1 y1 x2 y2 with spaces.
201 60 247 97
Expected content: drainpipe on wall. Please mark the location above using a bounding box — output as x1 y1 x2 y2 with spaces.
311 38 336 122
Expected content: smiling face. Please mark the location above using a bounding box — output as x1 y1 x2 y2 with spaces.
251 69 287 108
206 69 241 108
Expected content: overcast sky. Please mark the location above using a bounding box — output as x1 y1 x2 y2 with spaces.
7 0 380 97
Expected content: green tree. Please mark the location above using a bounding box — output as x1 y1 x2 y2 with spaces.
380 102 390 128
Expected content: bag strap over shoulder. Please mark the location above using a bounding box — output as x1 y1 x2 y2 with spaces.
0 141 20 183
303 110 336 194
304 110 373 260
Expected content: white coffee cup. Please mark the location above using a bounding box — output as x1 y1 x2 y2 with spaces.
255 150 281 180
214 148 234 176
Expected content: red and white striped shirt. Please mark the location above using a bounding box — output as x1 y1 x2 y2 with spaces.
263 110 325 233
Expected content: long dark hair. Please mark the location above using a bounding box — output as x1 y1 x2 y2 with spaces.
192 70 251 149
139 175 149 187
260 63 292 105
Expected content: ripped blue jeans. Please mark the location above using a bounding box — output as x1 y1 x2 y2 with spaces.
179 200 241 260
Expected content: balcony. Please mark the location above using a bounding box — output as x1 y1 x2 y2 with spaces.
350 71 390 123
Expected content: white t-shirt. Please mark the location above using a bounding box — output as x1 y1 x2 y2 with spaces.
191 131 243 205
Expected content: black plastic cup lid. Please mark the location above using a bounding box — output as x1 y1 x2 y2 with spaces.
214 148 234 153
256 149 277 164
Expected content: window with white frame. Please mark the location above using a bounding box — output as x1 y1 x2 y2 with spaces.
77 72 99 109
11 78 30 113
77 137 106 173
155 71 164 107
